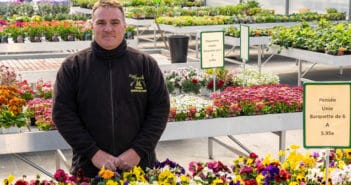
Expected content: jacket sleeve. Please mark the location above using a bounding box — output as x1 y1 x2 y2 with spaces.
131 56 170 159
52 59 99 160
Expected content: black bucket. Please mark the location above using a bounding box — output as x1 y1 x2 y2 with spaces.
168 35 189 63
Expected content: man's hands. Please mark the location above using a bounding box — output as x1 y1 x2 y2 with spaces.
91 149 140 171
117 148 141 170
91 150 120 170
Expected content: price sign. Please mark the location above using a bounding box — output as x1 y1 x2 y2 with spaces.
200 31 224 69
304 82 351 148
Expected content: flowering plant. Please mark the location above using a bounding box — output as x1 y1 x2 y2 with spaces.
169 94 217 121
210 84 303 117
164 66 207 94
26 98 54 130
2 21 26 43
0 65 17 86
189 160 235 184
232 66 280 87
203 68 233 90
0 85 27 129
16 80 34 101
5 146 351 184
35 79 53 99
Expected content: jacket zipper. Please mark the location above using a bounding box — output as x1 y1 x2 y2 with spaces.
109 61 116 154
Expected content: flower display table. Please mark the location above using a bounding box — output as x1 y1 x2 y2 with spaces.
0 39 138 60
269 45 351 85
0 112 302 177
126 18 159 47
0 41 91 60
162 112 301 161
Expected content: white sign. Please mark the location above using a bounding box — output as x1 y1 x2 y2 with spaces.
200 31 224 69
240 25 250 61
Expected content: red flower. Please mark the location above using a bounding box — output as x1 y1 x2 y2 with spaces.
244 179 258 185
249 152 258 159
216 80 225 89
54 169 68 183
192 78 199 84
15 180 29 185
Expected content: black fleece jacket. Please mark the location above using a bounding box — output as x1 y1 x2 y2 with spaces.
52 40 170 177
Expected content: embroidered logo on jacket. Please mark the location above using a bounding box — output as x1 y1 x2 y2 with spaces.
129 74 147 93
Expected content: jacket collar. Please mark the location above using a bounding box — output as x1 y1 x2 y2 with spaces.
92 39 127 59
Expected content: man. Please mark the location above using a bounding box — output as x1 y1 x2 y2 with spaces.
52 0 170 177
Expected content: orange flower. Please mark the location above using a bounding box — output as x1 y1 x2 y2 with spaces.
98 166 115 179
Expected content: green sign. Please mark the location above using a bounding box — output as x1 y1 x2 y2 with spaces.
303 82 351 148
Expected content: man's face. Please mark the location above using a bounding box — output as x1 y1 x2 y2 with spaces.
92 7 126 50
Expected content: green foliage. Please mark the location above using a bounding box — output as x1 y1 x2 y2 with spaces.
0 110 27 128
0 2 8 16
166 80 175 94
37 3 52 17
271 20 351 55
52 3 70 15
181 79 201 94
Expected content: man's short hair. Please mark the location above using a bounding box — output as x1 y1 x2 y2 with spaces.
92 0 125 19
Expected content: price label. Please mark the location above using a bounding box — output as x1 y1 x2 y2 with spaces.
304 83 351 148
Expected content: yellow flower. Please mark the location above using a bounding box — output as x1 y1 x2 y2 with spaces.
211 178 223 185
336 149 343 160
158 170 176 185
234 176 243 184
279 150 285 156
338 160 345 169
180 175 190 184
288 182 299 185
296 174 306 182
290 144 300 150
234 156 244 164
246 158 253 165
106 179 118 185
98 166 115 179
262 154 273 166
7 175 14 184
123 167 147 183
344 149 351 159
256 174 264 184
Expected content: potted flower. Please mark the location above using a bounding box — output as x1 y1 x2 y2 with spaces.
35 80 53 99
26 98 54 130
56 21 79 41
3 22 26 43
16 79 35 101
0 64 17 86
0 85 27 133
24 23 44 42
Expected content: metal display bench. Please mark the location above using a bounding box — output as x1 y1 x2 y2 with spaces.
0 39 138 60
126 18 159 47
0 41 92 60
224 36 271 72
0 112 302 177
269 45 351 86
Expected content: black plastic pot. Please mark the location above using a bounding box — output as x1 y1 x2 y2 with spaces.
168 35 189 63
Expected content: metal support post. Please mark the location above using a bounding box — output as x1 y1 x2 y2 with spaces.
13 153 54 179
272 131 286 163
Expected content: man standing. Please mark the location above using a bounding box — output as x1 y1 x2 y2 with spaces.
52 0 170 177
